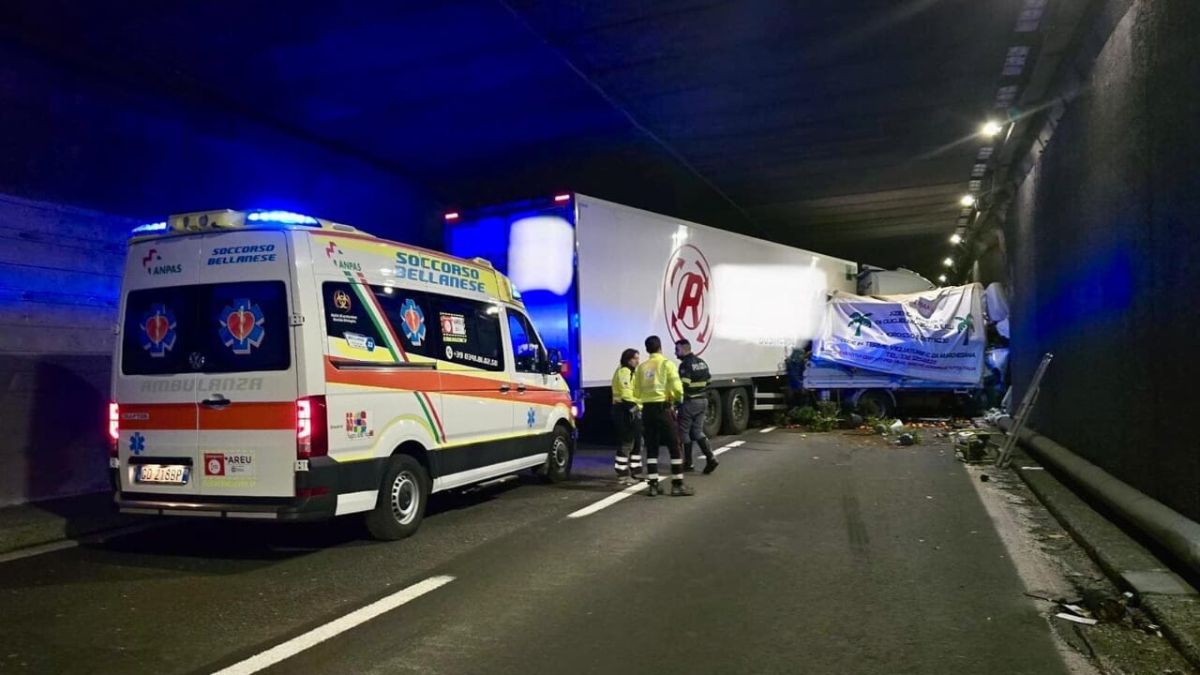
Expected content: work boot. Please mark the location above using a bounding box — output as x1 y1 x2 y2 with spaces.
617 476 636 486
683 464 696 473
646 481 660 497
703 458 720 475
669 483 695 497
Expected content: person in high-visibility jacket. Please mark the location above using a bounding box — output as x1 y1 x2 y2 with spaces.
610 348 644 485
675 338 718 474
632 335 694 497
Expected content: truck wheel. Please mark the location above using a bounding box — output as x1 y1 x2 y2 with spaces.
855 390 894 419
721 387 750 435
365 454 429 541
702 390 723 439
538 426 573 483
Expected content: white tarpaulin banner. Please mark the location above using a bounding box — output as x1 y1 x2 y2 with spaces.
812 284 986 385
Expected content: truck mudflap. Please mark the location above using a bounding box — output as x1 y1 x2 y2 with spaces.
111 456 389 521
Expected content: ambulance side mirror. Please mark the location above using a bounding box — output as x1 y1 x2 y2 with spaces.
544 348 564 376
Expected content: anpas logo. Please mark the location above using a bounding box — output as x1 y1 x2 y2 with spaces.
219 299 266 355
662 245 713 354
400 298 426 346
140 303 177 358
141 248 181 276
324 241 343 258
847 311 874 337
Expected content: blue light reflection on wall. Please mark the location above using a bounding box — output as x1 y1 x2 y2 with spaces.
1030 246 1135 344
445 202 581 395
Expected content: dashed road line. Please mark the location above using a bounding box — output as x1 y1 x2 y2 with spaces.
567 481 649 519
759 426 777 434
569 438 750 518
211 575 455 675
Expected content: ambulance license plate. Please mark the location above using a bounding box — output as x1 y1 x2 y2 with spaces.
136 464 190 485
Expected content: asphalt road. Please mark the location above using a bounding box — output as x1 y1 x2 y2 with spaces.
1 429 1070 675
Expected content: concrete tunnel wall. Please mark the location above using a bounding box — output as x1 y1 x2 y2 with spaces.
1004 0 1200 521
0 43 435 507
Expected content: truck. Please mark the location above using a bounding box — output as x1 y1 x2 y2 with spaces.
802 283 992 418
443 193 858 438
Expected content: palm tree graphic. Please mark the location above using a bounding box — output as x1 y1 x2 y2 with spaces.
847 311 873 337
955 314 973 345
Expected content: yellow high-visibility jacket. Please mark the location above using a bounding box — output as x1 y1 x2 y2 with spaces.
633 353 683 404
611 365 638 405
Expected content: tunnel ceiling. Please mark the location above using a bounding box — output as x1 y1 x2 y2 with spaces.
1 0 1037 279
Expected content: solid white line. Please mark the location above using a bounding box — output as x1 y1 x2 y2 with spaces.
759 426 777 434
0 521 160 565
212 575 455 675
0 539 78 564
567 481 648 519
728 440 746 447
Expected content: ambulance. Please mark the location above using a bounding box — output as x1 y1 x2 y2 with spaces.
109 209 574 539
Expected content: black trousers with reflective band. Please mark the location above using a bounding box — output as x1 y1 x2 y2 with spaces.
642 402 684 485
611 403 643 477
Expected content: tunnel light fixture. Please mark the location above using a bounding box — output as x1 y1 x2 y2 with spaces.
960 195 977 208
553 194 571 203
981 120 1005 138
942 257 955 267
937 274 948 283
949 233 963 245
444 212 460 221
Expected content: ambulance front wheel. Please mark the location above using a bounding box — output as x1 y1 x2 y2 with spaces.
538 426 573 483
365 454 429 541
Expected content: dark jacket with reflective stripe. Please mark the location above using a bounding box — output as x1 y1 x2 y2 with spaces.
678 354 711 400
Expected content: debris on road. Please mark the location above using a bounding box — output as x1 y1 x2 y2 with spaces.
1056 612 1099 626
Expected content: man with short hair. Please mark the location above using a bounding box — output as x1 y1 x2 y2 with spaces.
675 338 718 474
633 335 694 497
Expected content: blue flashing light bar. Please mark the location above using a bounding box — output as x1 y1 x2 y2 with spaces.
131 221 168 235
246 210 319 226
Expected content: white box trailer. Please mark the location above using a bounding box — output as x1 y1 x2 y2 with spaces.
445 194 857 435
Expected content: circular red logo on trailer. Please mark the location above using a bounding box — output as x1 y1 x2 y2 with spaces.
663 245 713 355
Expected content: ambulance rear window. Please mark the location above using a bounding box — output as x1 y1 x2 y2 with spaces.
122 281 291 375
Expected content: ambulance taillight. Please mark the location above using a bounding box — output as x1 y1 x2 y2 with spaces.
107 402 120 457
296 396 328 459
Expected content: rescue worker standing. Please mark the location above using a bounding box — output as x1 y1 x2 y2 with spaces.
633 335 694 497
610 348 643 485
675 339 718 474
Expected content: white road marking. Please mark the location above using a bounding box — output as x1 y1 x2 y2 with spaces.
0 522 159 565
567 481 648 518
212 575 455 675
0 540 77 564
759 426 777 434
571 438 756 517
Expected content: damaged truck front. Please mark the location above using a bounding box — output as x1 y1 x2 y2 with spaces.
802 283 1008 418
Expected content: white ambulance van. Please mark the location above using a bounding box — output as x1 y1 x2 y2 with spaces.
109 209 574 539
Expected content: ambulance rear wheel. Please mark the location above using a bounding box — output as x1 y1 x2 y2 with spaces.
365 455 428 541
702 390 723 439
